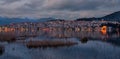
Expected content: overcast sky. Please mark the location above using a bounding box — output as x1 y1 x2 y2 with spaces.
0 0 120 19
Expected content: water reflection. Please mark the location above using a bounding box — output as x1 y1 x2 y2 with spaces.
0 28 120 45
0 28 120 59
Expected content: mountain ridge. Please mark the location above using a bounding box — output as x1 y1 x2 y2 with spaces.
0 17 56 25
0 11 120 25
77 11 120 21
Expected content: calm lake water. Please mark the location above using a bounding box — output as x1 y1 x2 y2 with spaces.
0 30 120 59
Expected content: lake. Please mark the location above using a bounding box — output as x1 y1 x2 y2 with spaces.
0 29 120 59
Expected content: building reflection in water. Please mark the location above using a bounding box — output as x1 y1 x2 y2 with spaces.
0 27 120 46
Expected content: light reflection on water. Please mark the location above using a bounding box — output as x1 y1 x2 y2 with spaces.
0 30 120 59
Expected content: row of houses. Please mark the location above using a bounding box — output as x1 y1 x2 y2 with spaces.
0 21 119 32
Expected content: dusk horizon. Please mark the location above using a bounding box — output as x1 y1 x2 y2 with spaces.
0 0 120 59
0 0 120 19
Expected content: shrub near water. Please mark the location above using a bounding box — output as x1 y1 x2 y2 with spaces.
0 45 4 56
26 40 78 48
0 33 16 42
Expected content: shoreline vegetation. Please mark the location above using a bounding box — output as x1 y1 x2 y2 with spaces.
0 45 4 56
26 40 78 48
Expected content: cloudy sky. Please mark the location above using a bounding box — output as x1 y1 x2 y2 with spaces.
0 0 120 19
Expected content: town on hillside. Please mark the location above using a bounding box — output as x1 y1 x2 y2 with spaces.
0 20 120 34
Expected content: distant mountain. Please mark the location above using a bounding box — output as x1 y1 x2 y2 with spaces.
37 18 56 22
0 17 56 25
102 11 120 21
77 11 120 22
0 11 120 25
76 17 100 21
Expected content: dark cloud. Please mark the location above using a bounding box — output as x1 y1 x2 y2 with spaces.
0 0 120 19
23 0 44 9
1 0 21 4
43 0 120 11
44 0 101 11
